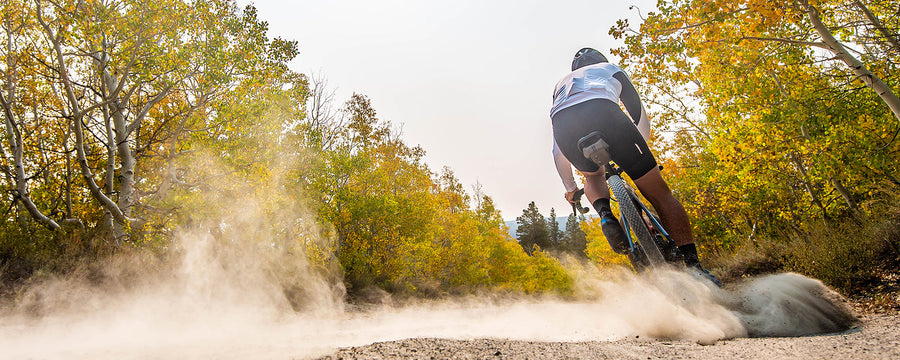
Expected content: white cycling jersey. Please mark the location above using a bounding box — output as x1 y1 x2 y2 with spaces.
550 62 625 118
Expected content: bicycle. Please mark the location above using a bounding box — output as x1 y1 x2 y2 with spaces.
569 131 682 272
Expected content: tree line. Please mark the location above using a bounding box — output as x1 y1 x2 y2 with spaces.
514 202 588 257
0 0 571 297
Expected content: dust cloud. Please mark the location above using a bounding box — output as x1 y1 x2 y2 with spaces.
0 233 858 360
0 157 857 359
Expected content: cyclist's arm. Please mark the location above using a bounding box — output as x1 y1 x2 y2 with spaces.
552 138 578 192
613 72 651 141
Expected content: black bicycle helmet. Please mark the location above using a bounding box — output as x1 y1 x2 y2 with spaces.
571 47 608 70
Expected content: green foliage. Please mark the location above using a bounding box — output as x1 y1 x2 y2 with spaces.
616 0 900 241
300 94 571 296
0 0 308 282
513 202 588 258
0 0 576 300
559 213 588 256
0 0 303 243
515 201 550 254
547 208 561 246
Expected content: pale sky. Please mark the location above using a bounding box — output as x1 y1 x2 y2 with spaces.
243 0 659 220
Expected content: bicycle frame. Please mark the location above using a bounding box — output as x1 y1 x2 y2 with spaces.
607 163 669 264
613 171 672 242
573 130 674 268
572 132 717 281
617 183 673 256
635 196 671 240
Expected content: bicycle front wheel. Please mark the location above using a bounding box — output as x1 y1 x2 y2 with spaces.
608 174 666 267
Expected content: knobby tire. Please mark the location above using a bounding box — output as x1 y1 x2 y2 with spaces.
608 174 666 266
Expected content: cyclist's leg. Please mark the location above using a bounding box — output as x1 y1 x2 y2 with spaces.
603 113 694 249
632 167 693 247
581 168 609 204
635 168 721 284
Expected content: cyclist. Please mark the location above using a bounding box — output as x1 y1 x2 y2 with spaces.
551 47 715 277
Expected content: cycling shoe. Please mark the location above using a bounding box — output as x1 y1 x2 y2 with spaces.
601 214 630 255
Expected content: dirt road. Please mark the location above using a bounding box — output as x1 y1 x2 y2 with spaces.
3 263 887 359
318 313 899 360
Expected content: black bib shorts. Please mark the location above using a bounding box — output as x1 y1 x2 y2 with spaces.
551 98 658 179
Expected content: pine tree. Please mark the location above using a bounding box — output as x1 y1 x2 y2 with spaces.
547 208 561 249
516 201 549 255
561 213 588 257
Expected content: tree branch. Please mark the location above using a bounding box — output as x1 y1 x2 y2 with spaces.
797 0 900 124
854 0 900 54
741 36 828 49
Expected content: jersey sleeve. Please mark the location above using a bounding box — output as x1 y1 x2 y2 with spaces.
613 72 642 123
613 71 651 141
552 137 579 192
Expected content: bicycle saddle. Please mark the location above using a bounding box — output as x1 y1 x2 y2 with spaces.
577 131 611 165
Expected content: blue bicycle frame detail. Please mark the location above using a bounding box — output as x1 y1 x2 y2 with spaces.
634 199 671 241
617 208 637 253
615 189 672 256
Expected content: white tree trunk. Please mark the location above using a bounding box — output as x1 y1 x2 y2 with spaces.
1 91 61 230
1 27 61 230
37 9 127 235
799 0 900 123
854 0 900 55
101 69 135 242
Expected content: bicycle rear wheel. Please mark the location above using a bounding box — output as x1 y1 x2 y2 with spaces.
608 174 666 267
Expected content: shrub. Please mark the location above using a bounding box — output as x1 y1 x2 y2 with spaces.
785 218 900 291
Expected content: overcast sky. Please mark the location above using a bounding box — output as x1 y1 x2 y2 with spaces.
242 0 659 220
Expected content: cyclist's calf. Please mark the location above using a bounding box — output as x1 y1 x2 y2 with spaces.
633 168 694 247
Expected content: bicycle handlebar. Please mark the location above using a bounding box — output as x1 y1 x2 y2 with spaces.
570 188 591 215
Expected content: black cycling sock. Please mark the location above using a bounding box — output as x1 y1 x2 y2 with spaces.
592 198 612 217
679 243 700 266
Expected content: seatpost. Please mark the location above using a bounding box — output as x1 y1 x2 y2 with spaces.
604 163 618 180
